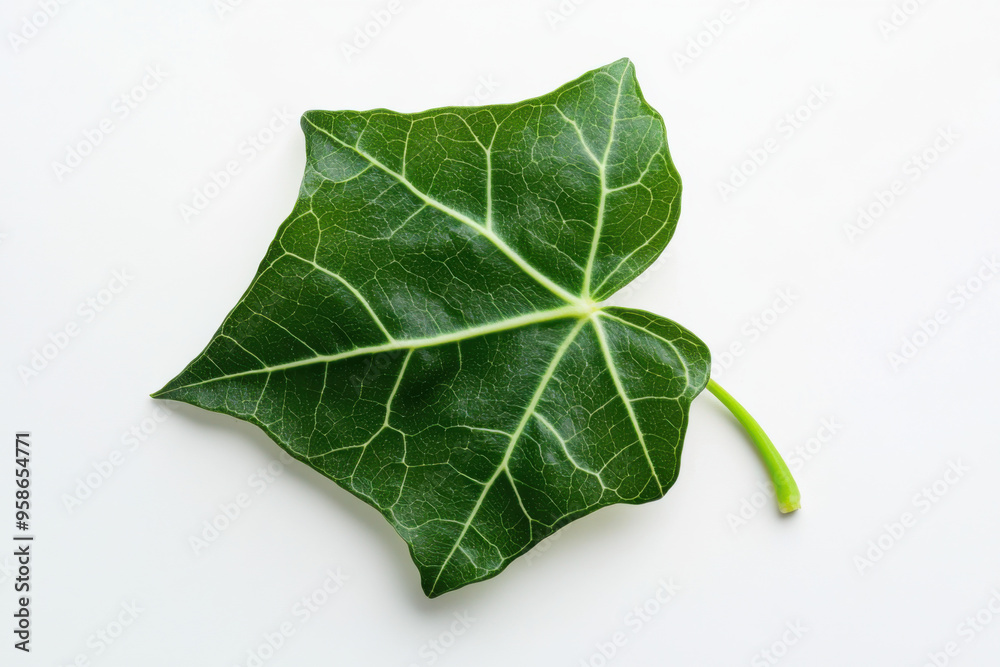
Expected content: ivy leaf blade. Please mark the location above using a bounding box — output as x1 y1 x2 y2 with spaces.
154 59 710 597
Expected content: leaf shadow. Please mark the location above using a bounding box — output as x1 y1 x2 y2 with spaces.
158 402 679 613
161 401 427 602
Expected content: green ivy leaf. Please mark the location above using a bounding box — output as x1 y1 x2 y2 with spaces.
154 58 711 597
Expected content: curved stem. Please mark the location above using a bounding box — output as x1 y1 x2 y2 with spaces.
706 379 801 513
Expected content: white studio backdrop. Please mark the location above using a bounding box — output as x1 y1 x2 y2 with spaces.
3 1 1000 665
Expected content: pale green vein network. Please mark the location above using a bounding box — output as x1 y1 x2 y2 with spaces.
302 116 584 307
532 412 604 483
592 315 664 494
155 59 708 598
429 317 589 595
600 311 691 392
280 250 395 342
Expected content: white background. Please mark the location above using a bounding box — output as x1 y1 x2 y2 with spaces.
4 1 1000 665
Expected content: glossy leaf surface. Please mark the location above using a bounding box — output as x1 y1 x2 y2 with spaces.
154 59 711 597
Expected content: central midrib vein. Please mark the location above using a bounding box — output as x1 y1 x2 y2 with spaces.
156 304 595 393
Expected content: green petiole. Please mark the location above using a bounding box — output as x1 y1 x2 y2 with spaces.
706 379 801 513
